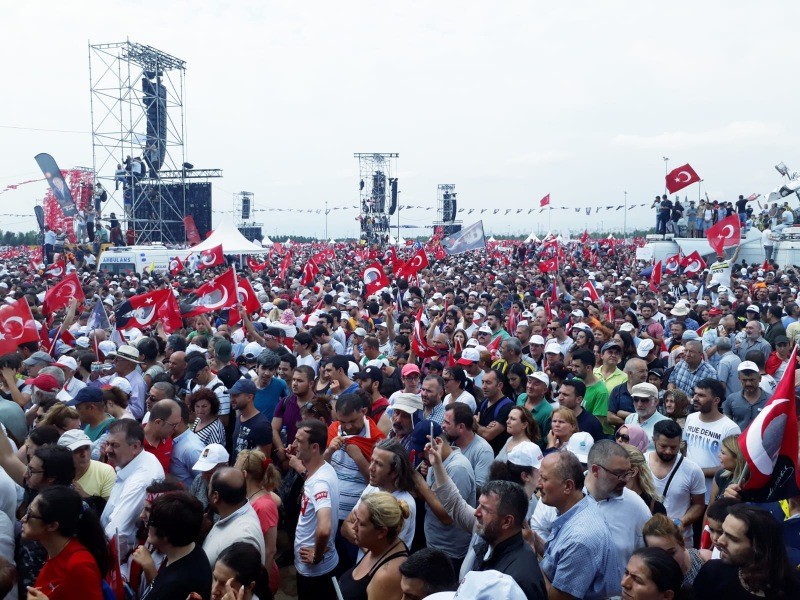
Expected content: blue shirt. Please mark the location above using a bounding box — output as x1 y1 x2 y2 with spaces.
170 428 206 487
668 360 717 397
253 377 289 421
541 496 623 599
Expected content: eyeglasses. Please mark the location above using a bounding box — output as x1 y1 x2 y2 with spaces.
632 397 652 404
302 402 321 416
23 508 45 521
596 463 636 482
26 465 45 475
615 432 630 443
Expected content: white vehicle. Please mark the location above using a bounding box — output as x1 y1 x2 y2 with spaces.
97 245 193 275
642 228 766 268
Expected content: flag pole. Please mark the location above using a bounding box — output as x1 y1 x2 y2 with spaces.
663 157 669 195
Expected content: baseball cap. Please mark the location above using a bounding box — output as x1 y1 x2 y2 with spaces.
229 378 257 395
477 325 493 336
423 570 527 600
631 382 659 399
456 347 480 365
775 335 790 346
565 432 595 464
193 443 230 472
619 322 635 333
24 373 60 392
354 365 383 385
601 340 622 353
392 393 423 414
66 386 104 406
746 304 761 313
106 376 132 395
54 356 78 371
708 308 723 316
97 340 117 357
401 364 421 377
544 341 562 355
507 441 543 469
527 371 550 387
58 429 92 451
409 419 442 455
737 361 759 373
681 330 699 341
353 327 368 337
242 341 264 360
530 335 545 346
186 356 209 380
23 351 55 367
636 338 655 358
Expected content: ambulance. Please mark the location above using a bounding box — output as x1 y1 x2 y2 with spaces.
97 245 193 276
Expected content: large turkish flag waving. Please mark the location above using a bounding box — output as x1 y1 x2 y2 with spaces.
706 214 741 256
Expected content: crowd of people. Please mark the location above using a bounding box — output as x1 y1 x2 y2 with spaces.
0 232 799 600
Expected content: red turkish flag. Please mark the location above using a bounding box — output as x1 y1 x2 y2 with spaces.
272 242 284 256
739 345 800 502
182 267 238 317
198 244 224 269
229 276 262 326
0 298 40 355
650 260 662 291
664 253 682 275
157 290 183 334
246 255 267 272
397 248 429 280
540 193 550 207
665 163 701 194
43 273 84 314
539 257 559 273
44 259 66 279
169 256 184 277
582 280 599 302
433 245 446 261
361 262 389 296
300 260 319 286
278 252 292 280
706 214 741 256
411 307 438 359
680 251 707 276
114 289 172 331
580 230 589 244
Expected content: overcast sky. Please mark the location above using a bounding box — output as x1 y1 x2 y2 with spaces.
3 1 799 239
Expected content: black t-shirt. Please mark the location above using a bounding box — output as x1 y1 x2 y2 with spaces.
694 559 800 599
232 411 271 464
576 408 603 441
478 396 513 455
736 198 748 213
141 544 212 600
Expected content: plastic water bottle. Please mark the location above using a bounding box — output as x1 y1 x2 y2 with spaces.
280 426 288 447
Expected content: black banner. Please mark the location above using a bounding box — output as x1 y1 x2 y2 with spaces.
34 153 77 217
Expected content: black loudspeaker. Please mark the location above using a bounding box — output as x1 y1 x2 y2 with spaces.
451 198 457 220
185 183 212 238
238 226 263 242
241 197 251 220
388 179 398 215
442 198 453 222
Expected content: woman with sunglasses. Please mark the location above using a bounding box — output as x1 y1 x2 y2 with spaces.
22 485 109 600
614 424 650 453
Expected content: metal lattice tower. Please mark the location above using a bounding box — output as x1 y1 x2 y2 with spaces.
89 40 187 244
354 153 398 247
433 184 462 235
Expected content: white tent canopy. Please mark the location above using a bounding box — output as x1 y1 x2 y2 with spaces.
284 238 293 246
524 232 540 243
488 236 497 242
188 219 268 254
261 236 274 246
388 235 397 245
328 238 337 244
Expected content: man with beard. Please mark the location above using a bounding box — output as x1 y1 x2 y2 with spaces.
441 403 494 492
685 378 740 501
252 351 288 422
646 420 706 547
585 441 651 568
273 365 316 465
694 504 800 597
387 394 423 453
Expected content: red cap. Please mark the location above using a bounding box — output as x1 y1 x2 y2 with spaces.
708 308 723 316
24 373 60 392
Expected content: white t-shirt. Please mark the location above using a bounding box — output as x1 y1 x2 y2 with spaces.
329 422 369 515
709 260 732 289
444 391 477 413
683 413 741 501
647 452 706 546
296 353 318 375
295 462 340 576
353 485 416 560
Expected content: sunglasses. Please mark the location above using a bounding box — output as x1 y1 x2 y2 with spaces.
302 402 321 416
615 432 630 443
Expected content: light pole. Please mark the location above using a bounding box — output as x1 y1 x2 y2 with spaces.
325 200 328 241
663 157 669 195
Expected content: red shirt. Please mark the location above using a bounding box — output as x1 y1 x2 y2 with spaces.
144 436 173 472
35 538 103 600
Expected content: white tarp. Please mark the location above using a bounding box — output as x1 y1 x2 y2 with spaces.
188 219 268 254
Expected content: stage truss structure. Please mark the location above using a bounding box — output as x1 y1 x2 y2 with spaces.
433 183 462 235
89 40 188 244
354 153 398 247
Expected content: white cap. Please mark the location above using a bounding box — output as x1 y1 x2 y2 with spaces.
507 441 543 469
636 338 655 358
392 393 423 414
108 376 132 395
544 341 562 355
528 371 550 386
354 327 368 337
738 361 759 373
530 335 545 346
457 347 481 365
193 443 230 471
55 356 78 371
242 341 264 360
565 432 595 463
619 322 635 333
97 340 117 357
426 570 527 600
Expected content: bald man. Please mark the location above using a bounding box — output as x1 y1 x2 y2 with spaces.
202 467 266 566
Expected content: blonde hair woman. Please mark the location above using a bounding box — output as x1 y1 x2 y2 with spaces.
546 407 578 450
709 434 745 503
338 491 410 600
39 403 80 434
623 445 667 516
234 449 282 595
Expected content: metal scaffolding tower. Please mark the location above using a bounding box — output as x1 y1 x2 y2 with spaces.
89 40 188 243
433 183 462 235
354 153 398 247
